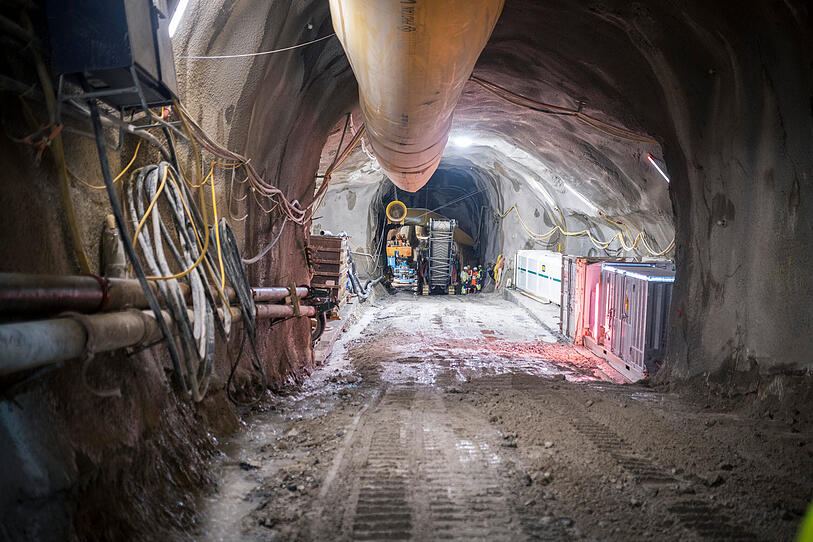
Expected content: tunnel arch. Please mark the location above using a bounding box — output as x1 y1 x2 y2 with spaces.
0 2 809 539
173 0 811 385
366 159 505 272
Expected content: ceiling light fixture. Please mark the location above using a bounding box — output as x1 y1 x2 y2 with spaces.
647 154 670 183
169 0 190 38
450 135 473 148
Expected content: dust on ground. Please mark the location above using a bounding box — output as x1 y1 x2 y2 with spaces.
191 292 813 541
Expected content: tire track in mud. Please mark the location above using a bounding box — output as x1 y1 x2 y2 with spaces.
314 382 572 540
570 415 760 540
414 392 518 541
351 389 416 541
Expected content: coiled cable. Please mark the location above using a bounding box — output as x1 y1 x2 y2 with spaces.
126 162 228 400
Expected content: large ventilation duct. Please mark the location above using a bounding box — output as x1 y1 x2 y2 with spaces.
329 0 504 192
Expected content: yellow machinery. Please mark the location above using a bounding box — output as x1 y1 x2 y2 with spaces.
385 200 408 224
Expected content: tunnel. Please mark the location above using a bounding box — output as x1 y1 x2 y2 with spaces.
0 0 811 540
363 160 502 272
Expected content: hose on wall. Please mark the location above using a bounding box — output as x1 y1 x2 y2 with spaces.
126 163 228 401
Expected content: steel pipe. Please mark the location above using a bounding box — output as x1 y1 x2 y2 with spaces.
0 272 312 316
0 310 162 376
255 304 316 319
0 300 315 377
0 273 166 315
251 286 309 302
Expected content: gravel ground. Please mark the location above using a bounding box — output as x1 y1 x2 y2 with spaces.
192 292 812 541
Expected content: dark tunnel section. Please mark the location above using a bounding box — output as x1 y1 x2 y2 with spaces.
368 159 504 288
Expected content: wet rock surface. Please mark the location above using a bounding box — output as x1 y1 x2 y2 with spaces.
193 293 812 541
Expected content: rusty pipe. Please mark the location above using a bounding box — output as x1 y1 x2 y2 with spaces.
0 273 167 316
255 304 316 319
0 273 311 317
0 301 316 377
251 287 309 303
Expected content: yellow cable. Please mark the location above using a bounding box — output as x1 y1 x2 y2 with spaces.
500 205 672 255
68 140 143 189
210 166 226 289
156 172 230 308
189 161 213 189
600 212 638 246
143 170 210 281
132 165 170 249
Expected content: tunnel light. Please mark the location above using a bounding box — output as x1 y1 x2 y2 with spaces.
647 154 670 183
169 0 190 38
450 135 473 148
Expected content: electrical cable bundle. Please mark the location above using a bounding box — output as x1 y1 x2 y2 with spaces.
312 121 366 215
173 102 309 225
172 101 365 226
126 162 232 401
500 205 675 256
470 76 659 145
219 219 272 406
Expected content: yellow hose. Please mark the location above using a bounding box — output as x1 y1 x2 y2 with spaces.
23 12 91 274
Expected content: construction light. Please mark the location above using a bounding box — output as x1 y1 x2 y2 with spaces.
450 135 472 147
169 0 190 38
647 154 670 183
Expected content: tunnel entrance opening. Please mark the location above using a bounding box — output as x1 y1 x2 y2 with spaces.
368 160 503 294
313 116 678 381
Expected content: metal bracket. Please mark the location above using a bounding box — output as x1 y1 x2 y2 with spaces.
288 282 301 317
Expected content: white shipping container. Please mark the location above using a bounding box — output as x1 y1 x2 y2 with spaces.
515 250 562 304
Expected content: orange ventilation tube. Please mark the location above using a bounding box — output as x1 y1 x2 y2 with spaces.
329 0 504 192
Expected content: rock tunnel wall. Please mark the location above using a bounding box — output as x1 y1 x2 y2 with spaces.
0 0 356 538
588 1 813 383
0 0 810 539
319 0 813 385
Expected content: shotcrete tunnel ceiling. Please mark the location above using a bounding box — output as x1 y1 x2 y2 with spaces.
316 2 677 255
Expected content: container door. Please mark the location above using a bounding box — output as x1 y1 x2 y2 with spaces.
572 259 586 344
621 277 646 372
602 269 620 348
569 259 578 341
609 272 625 355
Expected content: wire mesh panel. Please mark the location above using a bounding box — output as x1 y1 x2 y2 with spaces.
428 219 455 289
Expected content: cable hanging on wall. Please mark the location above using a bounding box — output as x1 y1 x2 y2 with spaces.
126 162 232 401
500 205 675 257
469 75 659 145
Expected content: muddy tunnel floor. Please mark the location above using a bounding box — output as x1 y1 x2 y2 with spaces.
189 293 812 541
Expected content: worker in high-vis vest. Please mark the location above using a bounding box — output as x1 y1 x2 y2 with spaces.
494 255 504 287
